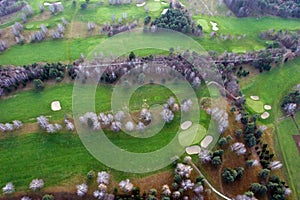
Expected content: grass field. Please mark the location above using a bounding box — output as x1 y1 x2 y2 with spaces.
277 112 300 198
246 98 265 114
1 10 300 66
241 58 300 198
0 82 215 191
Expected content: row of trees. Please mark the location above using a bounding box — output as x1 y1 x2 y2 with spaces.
3 178 44 195
37 116 74 133
0 120 23 132
0 0 25 17
0 62 67 96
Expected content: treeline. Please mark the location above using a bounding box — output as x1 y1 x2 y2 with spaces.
0 0 26 17
0 62 69 96
224 0 300 18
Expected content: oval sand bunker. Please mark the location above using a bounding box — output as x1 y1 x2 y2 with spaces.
261 112 270 119
181 121 192 130
201 135 213 148
51 101 61 111
250 96 260 101
264 105 272 110
186 145 201 155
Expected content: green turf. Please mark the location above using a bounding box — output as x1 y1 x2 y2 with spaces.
197 19 210 32
246 98 265 114
277 112 300 199
146 2 162 12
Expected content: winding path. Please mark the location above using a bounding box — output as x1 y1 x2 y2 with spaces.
188 160 232 200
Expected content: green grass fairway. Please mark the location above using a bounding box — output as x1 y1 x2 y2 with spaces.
197 19 210 32
277 112 300 198
147 2 162 12
0 132 107 190
246 98 265 114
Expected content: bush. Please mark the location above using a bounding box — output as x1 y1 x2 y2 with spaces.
42 194 54 200
80 3 87 9
34 79 44 91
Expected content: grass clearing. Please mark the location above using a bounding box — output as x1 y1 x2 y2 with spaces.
277 112 300 198
246 98 265 114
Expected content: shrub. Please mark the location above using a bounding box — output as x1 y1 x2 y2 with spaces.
42 194 54 200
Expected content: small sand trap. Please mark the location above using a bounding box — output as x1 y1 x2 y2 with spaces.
51 101 61 111
261 112 270 119
186 145 201 155
210 21 219 31
201 135 213 148
161 8 168 14
136 2 146 7
264 105 272 110
161 2 167 4
250 96 260 101
181 121 192 130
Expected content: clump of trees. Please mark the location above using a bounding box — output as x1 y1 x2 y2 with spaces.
0 40 7 52
149 8 203 36
222 167 244 183
224 0 300 18
49 2 64 14
0 120 23 132
281 90 300 116
0 0 26 17
108 0 132 5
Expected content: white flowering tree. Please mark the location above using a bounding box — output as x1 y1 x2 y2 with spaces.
175 163 192 178
198 149 212 164
181 179 194 190
181 99 193 112
140 108 152 122
162 185 171 197
97 171 110 185
93 190 106 199
77 183 88 197
119 179 133 193
111 121 122 132
29 179 44 191
12 120 23 129
64 119 74 131
125 121 134 131
231 142 246 155
136 121 145 132
160 109 174 123
2 182 15 194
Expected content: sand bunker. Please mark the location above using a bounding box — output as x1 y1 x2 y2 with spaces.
44 2 62 6
136 2 146 7
161 8 168 15
250 96 260 101
186 145 201 155
264 105 272 110
201 135 213 148
181 121 192 130
210 21 219 31
261 112 270 119
51 101 61 111
161 2 167 4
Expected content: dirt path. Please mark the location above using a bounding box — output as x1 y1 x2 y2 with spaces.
189 160 231 200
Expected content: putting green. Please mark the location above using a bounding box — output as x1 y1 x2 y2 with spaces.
197 19 209 32
246 98 265 113
178 124 206 146
232 47 247 54
147 2 161 12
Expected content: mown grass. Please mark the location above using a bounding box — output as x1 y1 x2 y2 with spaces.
277 112 300 198
0 82 213 191
1 12 300 66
